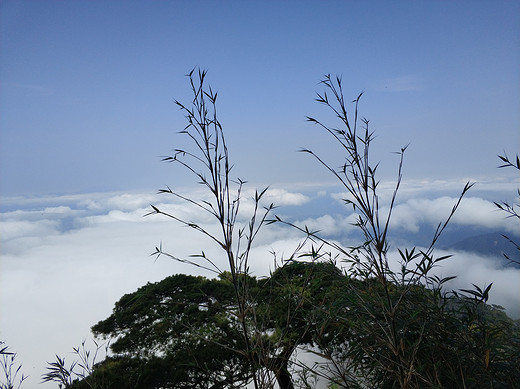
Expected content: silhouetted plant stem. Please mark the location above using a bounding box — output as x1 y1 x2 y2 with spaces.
276 74 476 388
494 151 520 266
148 68 278 388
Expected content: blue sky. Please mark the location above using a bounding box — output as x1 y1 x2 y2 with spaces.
1 1 519 196
1 2 520 387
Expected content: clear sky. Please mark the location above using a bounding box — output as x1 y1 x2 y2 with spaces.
1 2 520 388
1 1 519 196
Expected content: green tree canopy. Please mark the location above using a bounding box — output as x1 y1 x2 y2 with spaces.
71 261 520 389
91 273 251 388
87 261 353 389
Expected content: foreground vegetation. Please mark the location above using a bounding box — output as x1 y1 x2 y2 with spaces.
3 69 519 388
62 263 519 389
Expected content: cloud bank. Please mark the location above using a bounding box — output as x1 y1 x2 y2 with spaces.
0 181 518 388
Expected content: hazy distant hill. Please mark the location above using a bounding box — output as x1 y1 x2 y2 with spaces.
442 232 520 268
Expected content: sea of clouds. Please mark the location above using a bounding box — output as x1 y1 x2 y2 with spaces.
1 179 518 388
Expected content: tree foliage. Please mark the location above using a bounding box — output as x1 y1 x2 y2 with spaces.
72 262 520 389
88 262 350 389
91 274 251 388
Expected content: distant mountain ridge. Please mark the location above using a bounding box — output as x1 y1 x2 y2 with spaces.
442 232 520 268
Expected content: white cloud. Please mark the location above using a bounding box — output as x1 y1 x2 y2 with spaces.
294 214 358 237
327 175 519 237
388 196 519 236
263 188 311 206
0 206 84 254
0 218 60 242
1 199 222 388
79 192 157 212
330 176 518 204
